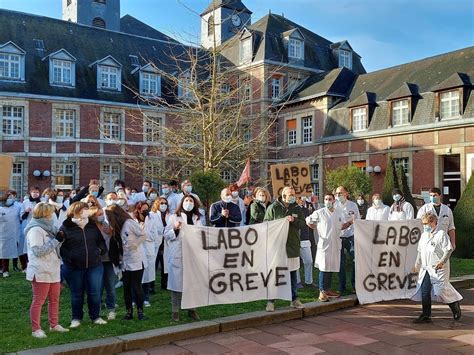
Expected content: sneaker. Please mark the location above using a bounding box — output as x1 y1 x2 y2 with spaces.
93 317 107 325
3 272 9 278
138 310 147 321
114 281 123 288
32 329 47 338
265 301 275 312
326 290 341 298
296 282 304 289
143 301 151 307
290 299 305 309
319 291 329 302
49 325 69 333
69 320 81 328
107 311 116 321
132 302 136 308
413 314 432 324
13 266 21 272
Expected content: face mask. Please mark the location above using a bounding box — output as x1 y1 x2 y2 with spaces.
373 199 381 207
324 201 333 209
31 192 40 199
231 191 239 198
185 185 193 193
159 204 168 213
142 186 149 193
162 188 169 195
357 199 364 206
72 217 89 228
149 193 158 201
393 194 401 202
429 195 440 204
6 198 14 206
56 196 64 204
423 225 432 233
91 191 99 198
114 186 122 193
141 210 149 218
183 201 194 212
41 196 48 202
117 199 126 207
69 192 76 199
223 196 232 203
131 192 137 198
97 215 105 223
287 196 296 204
335 195 346 203
257 196 266 203
106 199 116 206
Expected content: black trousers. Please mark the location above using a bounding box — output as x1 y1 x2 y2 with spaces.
123 268 144 310
155 248 168 289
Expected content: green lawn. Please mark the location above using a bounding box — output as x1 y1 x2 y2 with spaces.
0 258 472 353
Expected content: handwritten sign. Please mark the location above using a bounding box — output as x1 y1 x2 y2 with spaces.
181 219 291 309
355 219 422 304
270 162 312 197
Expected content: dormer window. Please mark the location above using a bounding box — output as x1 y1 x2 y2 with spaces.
45 49 76 87
289 38 303 60
440 90 460 119
392 99 410 126
339 49 352 69
178 72 194 101
140 71 161 96
91 56 122 92
0 42 26 81
52 60 72 85
240 37 252 64
351 107 367 132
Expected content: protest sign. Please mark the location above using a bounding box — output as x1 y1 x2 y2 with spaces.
355 219 422 304
181 219 291 309
0 154 13 192
270 162 312 197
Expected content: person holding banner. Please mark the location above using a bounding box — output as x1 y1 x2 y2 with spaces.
166 194 203 322
307 193 350 302
411 213 462 323
388 188 414 221
264 186 305 312
366 193 390 221
210 188 242 227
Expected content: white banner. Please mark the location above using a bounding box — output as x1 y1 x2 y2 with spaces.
181 219 291 309
355 219 422 304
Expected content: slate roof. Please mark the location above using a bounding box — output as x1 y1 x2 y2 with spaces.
385 82 419 101
0 9 193 105
220 13 366 74
201 0 252 16
120 15 180 43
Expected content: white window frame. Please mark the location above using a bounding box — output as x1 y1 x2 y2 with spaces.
240 37 252 64
242 124 251 142
220 170 233 182
98 65 121 91
101 163 121 193
392 99 410 126
102 112 121 140
0 42 26 81
271 77 281 99
2 105 24 136
52 59 73 86
289 38 303 59
352 107 367 132
10 162 24 196
144 115 163 143
339 49 352 69
178 72 194 101
302 116 313 144
55 162 75 188
140 71 161 96
394 157 409 176
440 90 460 119
55 109 76 138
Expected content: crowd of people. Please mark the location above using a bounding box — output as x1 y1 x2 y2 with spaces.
0 178 462 338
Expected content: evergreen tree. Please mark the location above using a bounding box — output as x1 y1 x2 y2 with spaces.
453 173 474 258
397 164 417 216
381 155 399 206
325 165 372 197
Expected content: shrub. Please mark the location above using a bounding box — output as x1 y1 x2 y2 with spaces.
397 164 417 216
381 155 399 206
190 170 227 211
453 173 474 258
325 165 372 197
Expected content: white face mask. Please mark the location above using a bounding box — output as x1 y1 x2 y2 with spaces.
231 191 239 198
256 195 266 203
336 195 346 203
106 199 117 206
159 204 168 213
223 196 232 203
373 199 382 207
357 199 364 206
56 196 64 204
149 193 158 201
183 201 194 212
72 216 89 228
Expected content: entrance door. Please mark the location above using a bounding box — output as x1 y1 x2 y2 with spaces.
442 155 461 209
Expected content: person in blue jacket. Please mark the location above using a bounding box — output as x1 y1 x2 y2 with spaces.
209 188 242 227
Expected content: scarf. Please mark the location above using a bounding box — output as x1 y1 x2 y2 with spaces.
391 196 406 213
24 217 58 238
183 210 194 225
29 196 41 203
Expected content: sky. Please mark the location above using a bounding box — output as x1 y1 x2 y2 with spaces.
0 0 472 72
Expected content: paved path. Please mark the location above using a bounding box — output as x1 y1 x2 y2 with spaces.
121 288 474 354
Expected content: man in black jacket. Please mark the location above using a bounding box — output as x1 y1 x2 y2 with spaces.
209 188 242 227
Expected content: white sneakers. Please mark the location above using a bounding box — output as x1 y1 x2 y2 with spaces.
93 317 107 325
2 272 9 278
32 329 47 338
144 301 151 307
50 325 69 332
107 311 116 320
290 299 305 309
266 302 275 312
69 320 81 328
32 325 68 338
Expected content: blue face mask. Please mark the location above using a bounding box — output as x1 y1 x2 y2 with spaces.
114 186 122 193
288 196 296 204
324 201 333 209
162 188 169 195
6 198 14 206
429 195 440 204
185 185 193 193
142 186 149 194
393 194 401 202
91 191 99 198
56 196 64 204
423 225 432 233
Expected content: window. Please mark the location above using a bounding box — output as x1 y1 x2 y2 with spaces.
52 59 73 86
353 160 367 172
55 109 75 138
144 163 162 188
92 17 106 28
240 38 252 64
33 39 45 51
242 124 251 142
394 157 409 176
311 164 319 197
289 38 303 59
98 65 120 90
2 105 23 136
440 90 460 119
220 170 233 182
10 163 24 196
102 112 121 140
140 72 161 96
302 116 312 144
271 77 281 99
0 53 21 80
339 49 352 69
352 107 367 132
287 119 297 146
240 78 251 101
102 164 121 192
392 99 410 126
129 55 139 67
144 115 163 142
55 163 75 187
178 73 193 100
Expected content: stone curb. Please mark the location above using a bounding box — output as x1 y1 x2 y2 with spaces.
16 276 473 355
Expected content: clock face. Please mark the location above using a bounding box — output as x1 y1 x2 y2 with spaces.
231 14 241 27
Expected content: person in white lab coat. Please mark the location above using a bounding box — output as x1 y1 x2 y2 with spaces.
416 187 456 249
166 194 203 322
307 193 350 302
388 188 414 221
0 194 20 277
411 213 462 323
366 193 390 221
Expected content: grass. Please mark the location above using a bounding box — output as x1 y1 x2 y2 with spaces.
0 258 472 353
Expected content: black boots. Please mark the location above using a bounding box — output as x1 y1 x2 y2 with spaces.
123 309 133 320
137 308 146 320
449 301 462 320
188 310 200 321
413 314 432 323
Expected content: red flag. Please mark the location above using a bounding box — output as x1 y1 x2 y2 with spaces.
236 159 251 187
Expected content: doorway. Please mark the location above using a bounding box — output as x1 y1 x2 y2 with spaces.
442 155 461 209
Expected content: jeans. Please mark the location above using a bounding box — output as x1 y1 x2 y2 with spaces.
339 236 355 292
270 270 298 304
63 263 104 321
101 262 117 311
123 268 144 310
319 271 333 292
296 244 314 284
421 272 432 317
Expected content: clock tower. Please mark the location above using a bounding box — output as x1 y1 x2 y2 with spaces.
200 0 252 49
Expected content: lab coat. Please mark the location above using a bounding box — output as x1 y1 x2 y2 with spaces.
165 213 202 292
307 207 344 272
366 204 390 221
417 203 455 234
388 202 414 221
412 230 462 304
0 205 21 258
